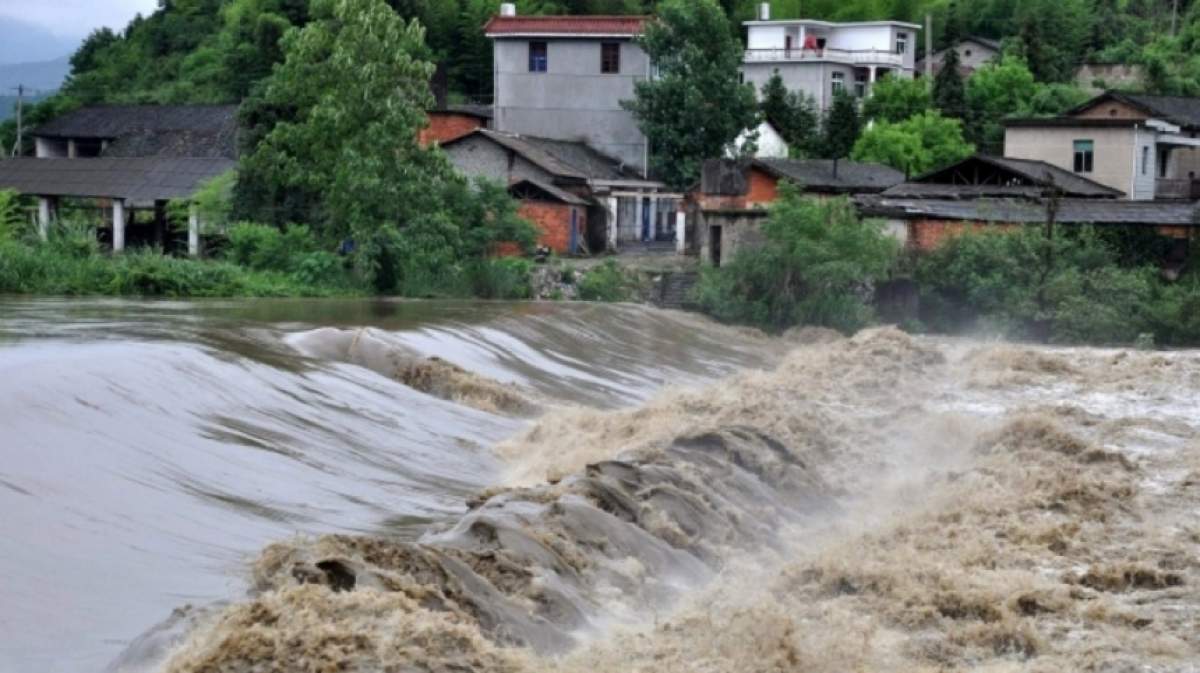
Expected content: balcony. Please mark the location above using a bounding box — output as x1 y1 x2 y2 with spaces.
744 48 905 67
1155 178 1200 201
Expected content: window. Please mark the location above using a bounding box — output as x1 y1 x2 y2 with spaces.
1073 140 1094 173
529 41 548 72
896 33 908 55
831 71 845 95
854 70 868 97
601 42 620 74
1142 145 1150 175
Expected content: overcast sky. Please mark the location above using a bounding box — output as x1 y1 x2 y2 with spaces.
0 0 158 39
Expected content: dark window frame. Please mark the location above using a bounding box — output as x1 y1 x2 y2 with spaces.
529 41 548 73
601 42 620 74
1073 139 1095 173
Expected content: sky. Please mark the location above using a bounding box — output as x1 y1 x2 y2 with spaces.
0 0 157 62
0 0 157 38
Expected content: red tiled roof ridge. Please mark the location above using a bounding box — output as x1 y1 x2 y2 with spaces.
485 14 651 35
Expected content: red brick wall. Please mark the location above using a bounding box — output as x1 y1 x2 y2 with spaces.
745 168 780 206
419 113 485 147
517 201 585 254
909 219 1020 251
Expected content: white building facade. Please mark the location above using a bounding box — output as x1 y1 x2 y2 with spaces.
741 5 921 111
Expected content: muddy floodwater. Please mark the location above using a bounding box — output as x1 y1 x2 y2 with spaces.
1 298 1197 673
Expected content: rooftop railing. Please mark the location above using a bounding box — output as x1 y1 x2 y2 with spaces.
1155 178 1200 201
744 48 905 67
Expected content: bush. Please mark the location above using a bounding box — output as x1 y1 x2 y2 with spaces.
577 260 631 302
693 184 898 333
225 222 321 272
0 190 24 242
916 226 1165 345
468 257 532 300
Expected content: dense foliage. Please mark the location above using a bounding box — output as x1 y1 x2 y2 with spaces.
234 0 535 294
852 110 973 176
759 72 820 156
917 226 1200 347
623 0 758 190
693 184 899 333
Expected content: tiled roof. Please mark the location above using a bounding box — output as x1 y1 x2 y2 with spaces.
1067 92 1200 130
856 196 1198 226
908 155 1124 199
509 178 590 205
33 105 239 159
0 157 236 204
445 129 642 182
755 158 905 193
485 15 649 36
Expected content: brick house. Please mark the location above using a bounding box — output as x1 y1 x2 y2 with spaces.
855 155 1195 253
508 179 589 254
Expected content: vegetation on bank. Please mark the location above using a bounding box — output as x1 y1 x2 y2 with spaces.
692 186 1200 347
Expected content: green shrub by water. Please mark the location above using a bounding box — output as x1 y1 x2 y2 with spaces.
0 240 355 298
577 260 632 302
692 185 898 333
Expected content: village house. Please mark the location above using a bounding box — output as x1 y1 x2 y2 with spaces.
1004 91 1200 201
915 36 1001 78
855 154 1197 262
0 105 237 255
486 5 651 176
441 128 680 255
741 3 920 110
694 157 905 265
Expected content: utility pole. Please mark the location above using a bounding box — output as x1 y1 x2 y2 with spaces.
10 84 24 157
1171 0 1180 35
925 14 934 81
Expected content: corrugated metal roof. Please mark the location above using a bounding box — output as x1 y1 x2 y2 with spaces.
857 196 1198 226
0 157 235 203
485 15 648 36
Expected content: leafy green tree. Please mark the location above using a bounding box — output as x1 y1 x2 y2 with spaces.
932 46 967 121
693 183 899 332
1011 0 1089 82
819 90 862 159
861 76 932 123
623 0 758 189
235 0 532 290
759 71 820 155
852 110 974 176
965 55 1089 151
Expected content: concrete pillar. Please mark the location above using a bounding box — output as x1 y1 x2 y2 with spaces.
67 139 77 158
188 204 200 257
36 197 51 241
635 195 646 242
869 66 877 83
112 199 126 253
605 196 619 252
675 210 686 255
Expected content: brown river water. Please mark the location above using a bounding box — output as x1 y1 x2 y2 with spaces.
0 298 1197 672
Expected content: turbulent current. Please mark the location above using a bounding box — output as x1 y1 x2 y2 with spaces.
1 299 1197 673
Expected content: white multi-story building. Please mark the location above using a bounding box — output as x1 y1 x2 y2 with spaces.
741 3 921 111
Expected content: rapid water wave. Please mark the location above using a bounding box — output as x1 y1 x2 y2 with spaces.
2 299 1197 672
0 299 775 673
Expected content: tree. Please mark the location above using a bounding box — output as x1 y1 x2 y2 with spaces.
623 0 758 189
852 110 974 176
235 0 533 290
861 76 932 123
692 183 899 333
1012 0 1089 82
932 46 967 121
819 90 862 159
759 71 820 155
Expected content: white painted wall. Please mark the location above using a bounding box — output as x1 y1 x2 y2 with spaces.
827 25 893 51
730 121 789 158
748 25 786 49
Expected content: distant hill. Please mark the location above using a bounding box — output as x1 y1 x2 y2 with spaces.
0 91 54 123
0 55 72 93
0 17 79 64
